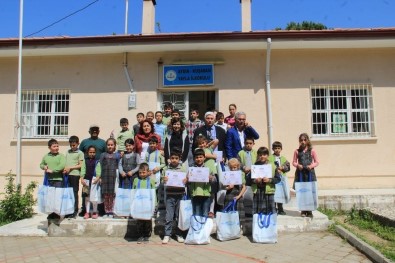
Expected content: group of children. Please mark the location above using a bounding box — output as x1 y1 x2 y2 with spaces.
40 101 319 244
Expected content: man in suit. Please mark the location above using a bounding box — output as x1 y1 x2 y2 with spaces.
192 111 227 158
225 111 259 160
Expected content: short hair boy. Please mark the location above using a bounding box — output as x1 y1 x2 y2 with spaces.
116 118 134 155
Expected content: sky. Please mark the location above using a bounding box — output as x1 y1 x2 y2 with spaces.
0 0 394 38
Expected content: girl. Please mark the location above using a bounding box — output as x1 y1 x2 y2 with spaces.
118 138 140 189
292 133 319 218
99 138 120 218
134 120 161 163
80 146 101 219
222 158 246 209
164 117 189 167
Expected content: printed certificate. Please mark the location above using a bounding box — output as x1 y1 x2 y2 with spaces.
214 150 223 163
222 170 242 185
188 167 210 183
251 164 272 179
165 171 187 187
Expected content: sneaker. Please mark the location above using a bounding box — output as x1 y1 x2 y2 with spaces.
162 236 170 244
301 212 306 217
278 210 286 216
83 213 90 219
91 213 98 219
306 211 313 218
78 210 86 217
137 237 144 244
143 237 150 243
176 235 185 243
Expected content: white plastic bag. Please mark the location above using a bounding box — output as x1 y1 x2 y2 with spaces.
274 175 291 204
185 215 213 245
252 213 278 243
130 178 156 220
178 196 193 231
215 200 241 241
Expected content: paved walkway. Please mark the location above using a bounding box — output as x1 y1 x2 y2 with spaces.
0 232 371 263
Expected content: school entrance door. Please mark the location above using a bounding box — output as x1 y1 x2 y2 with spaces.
160 91 216 119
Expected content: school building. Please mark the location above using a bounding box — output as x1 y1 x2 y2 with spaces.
0 0 395 191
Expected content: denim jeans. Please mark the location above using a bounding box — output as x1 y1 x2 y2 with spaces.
192 196 210 217
164 194 183 236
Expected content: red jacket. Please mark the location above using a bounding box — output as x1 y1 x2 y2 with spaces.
134 133 162 154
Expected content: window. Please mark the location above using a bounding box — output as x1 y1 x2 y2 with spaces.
17 90 70 139
310 84 374 138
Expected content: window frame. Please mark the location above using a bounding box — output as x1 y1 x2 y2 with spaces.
16 89 70 139
310 84 374 138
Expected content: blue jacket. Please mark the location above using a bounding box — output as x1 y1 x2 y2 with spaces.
225 126 259 159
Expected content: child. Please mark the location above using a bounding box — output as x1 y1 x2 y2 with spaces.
39 139 66 220
63 135 84 218
161 150 188 244
145 137 166 188
80 146 101 219
185 109 204 166
188 148 217 217
238 137 257 176
171 109 181 119
292 133 319 218
162 102 173 125
133 112 145 135
215 112 227 131
116 118 134 156
268 141 290 215
247 147 281 216
146 111 155 123
195 136 218 218
99 138 121 218
133 163 156 244
222 158 246 208
154 111 167 148
118 138 140 189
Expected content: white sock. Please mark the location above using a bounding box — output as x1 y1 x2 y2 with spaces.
85 197 90 213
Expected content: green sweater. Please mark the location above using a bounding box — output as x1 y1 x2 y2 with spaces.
189 164 214 197
64 149 84 176
268 155 290 177
238 149 258 170
132 177 156 189
116 129 134 152
40 152 66 181
250 161 280 195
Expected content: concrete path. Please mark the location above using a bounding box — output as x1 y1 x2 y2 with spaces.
0 232 371 263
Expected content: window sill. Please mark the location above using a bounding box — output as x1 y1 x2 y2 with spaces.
10 138 70 146
311 136 378 143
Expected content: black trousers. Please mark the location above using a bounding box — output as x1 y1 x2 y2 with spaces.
68 175 80 213
136 220 152 237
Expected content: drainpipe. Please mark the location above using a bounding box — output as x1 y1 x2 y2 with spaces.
123 0 135 108
265 38 273 147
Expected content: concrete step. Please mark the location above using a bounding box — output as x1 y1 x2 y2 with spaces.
47 208 330 238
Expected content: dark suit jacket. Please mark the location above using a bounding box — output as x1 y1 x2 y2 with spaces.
225 126 259 160
192 125 226 156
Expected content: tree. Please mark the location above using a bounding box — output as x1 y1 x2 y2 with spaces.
284 21 328 30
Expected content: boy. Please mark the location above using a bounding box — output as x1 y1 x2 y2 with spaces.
247 147 281 215
133 112 145 135
154 111 167 148
186 109 203 165
63 135 84 218
188 148 217 217
238 137 258 176
215 112 227 131
116 118 134 156
162 102 173 125
146 111 155 122
133 163 156 244
171 109 181 119
145 137 166 188
161 150 188 244
268 141 290 215
40 139 66 220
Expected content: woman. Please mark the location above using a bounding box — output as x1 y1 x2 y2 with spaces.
164 117 189 166
134 120 161 162
224 103 237 129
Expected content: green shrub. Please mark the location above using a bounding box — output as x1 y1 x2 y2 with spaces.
0 171 37 225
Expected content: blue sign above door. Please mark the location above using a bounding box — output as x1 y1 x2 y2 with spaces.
163 64 214 87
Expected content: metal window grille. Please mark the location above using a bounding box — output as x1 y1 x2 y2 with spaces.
310 84 374 138
16 90 70 139
161 92 187 118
